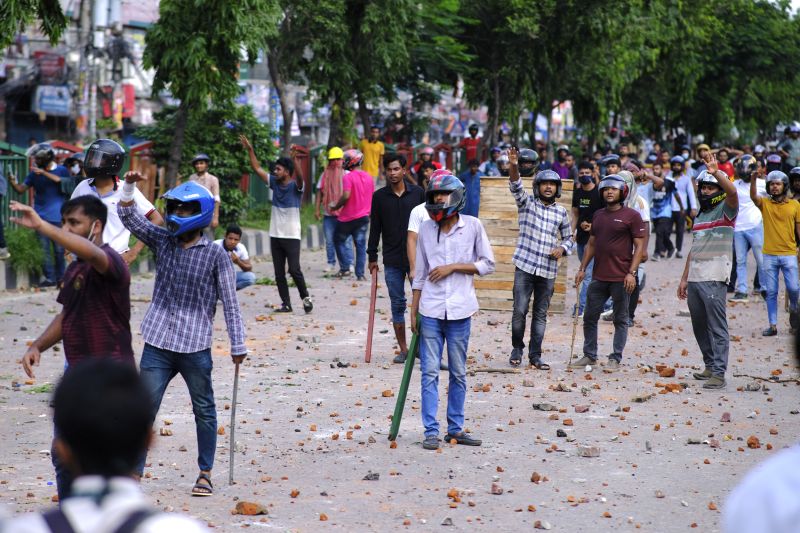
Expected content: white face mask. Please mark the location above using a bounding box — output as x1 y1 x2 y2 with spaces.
71 164 80 174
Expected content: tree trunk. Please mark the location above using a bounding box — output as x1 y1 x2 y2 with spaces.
328 93 346 148
164 101 189 190
488 76 500 148
356 91 371 139
267 51 293 155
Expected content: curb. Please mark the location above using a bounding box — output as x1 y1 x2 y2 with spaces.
1 224 326 291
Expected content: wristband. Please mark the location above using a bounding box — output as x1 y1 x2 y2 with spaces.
120 181 136 202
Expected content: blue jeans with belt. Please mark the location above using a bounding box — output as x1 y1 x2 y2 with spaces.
762 254 799 326
137 344 217 474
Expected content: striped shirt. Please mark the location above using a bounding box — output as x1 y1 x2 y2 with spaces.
118 204 246 355
509 178 574 279
688 202 737 283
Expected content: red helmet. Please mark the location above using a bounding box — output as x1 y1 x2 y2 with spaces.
343 149 364 171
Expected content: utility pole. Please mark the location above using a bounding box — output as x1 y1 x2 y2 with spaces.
77 0 91 139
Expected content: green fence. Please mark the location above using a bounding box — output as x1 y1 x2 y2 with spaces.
1 142 32 230
246 173 269 211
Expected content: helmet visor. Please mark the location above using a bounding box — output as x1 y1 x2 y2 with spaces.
85 149 117 169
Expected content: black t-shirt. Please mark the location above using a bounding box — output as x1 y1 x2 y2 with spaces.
571 186 603 245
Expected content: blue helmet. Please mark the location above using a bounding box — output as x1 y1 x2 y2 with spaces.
162 182 214 236
425 172 466 222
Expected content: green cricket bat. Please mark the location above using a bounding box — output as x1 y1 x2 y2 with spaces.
388 315 421 441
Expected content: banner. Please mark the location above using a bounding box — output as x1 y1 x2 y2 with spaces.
32 85 71 117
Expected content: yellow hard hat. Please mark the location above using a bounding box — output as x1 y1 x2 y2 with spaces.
328 147 344 160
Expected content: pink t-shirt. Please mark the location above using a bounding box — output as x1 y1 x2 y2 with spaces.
338 170 374 222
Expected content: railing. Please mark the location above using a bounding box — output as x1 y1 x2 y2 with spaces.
0 153 33 229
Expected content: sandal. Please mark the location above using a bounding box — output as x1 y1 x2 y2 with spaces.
191 472 213 497
530 359 551 370
509 348 522 367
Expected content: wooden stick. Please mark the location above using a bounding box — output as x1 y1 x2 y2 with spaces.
733 373 800 383
470 368 521 374
364 269 378 363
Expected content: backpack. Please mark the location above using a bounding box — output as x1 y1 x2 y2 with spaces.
42 507 157 533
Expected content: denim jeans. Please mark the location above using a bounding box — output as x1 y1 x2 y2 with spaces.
583 280 630 362
323 215 351 267
39 219 65 283
419 315 471 438
576 243 594 312
335 217 368 278
137 344 217 474
384 265 408 323
734 226 764 294
762 254 800 326
511 268 555 360
236 271 256 291
687 281 729 376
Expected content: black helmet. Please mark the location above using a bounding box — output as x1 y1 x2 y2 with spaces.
518 148 539 177
65 152 85 166
533 169 562 200
696 170 726 212
735 154 758 182
766 170 789 200
191 153 211 165
29 143 55 167
468 123 479 132
789 167 800 193
84 139 126 179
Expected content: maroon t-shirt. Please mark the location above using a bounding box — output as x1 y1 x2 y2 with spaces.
590 206 646 282
57 244 133 366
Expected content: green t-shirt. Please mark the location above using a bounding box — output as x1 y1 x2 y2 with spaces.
688 201 737 283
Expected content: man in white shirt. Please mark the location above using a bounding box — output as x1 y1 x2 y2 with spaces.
1 360 207 533
668 155 697 259
71 139 163 263
214 224 256 291
730 155 766 302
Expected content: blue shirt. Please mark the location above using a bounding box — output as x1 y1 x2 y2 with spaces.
269 175 303 239
642 179 676 219
24 165 70 222
459 170 481 217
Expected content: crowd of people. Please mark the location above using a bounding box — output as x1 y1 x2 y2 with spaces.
2 120 799 530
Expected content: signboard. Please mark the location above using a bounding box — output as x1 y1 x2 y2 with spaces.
32 85 71 117
33 52 66 83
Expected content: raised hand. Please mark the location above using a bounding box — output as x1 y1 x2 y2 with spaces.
123 171 148 184
239 134 253 151
507 147 519 166
9 201 43 230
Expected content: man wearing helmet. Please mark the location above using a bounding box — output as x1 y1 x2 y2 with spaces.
677 154 739 390
479 147 502 176
750 168 800 336
411 146 442 183
572 174 646 371
71 139 164 264
506 148 573 369
729 155 766 303
315 146 349 273
458 124 482 165
184 153 220 231
410 171 495 451
667 155 697 258
118 172 246 497
9 143 71 287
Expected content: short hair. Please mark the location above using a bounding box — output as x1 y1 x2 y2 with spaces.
53 360 151 477
61 196 108 228
384 153 406 168
420 161 436 171
274 156 294 175
370 125 381 131
578 161 594 171
468 159 480 167
225 224 242 237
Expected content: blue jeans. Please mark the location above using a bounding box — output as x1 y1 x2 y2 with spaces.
384 265 408 323
323 215 351 267
335 217 368 278
39 220 65 283
419 315 471 438
734 226 764 294
137 344 217 474
236 271 256 290
762 254 799 326
576 243 594 313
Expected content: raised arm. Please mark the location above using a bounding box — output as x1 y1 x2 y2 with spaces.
240 134 270 183
703 153 738 210
749 167 762 208
119 172 170 249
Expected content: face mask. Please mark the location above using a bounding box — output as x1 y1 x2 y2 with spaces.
579 175 593 184
71 164 80 174
682 152 690 160
86 220 99 243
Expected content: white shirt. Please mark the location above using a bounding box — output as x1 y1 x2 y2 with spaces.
71 179 156 254
734 178 767 232
407 202 430 233
724 445 800 533
1 476 208 533
213 239 250 261
668 172 698 211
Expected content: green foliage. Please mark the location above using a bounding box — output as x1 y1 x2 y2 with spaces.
0 0 67 49
6 227 43 277
136 104 277 226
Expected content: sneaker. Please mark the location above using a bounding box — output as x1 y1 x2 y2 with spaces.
0 248 9 260
791 310 799 331
675 251 683 258
569 356 594 369
703 375 726 390
393 352 407 364
762 325 777 336
422 436 440 450
444 432 482 446
601 309 614 322
693 368 713 380
303 297 313 314
730 292 749 303
273 304 293 313
606 359 621 371
650 255 660 262
666 250 675 259
323 264 336 273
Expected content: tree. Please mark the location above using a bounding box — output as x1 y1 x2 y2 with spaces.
136 104 277 225
142 0 281 189
0 0 67 50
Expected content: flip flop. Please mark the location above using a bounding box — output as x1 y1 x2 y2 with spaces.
530 360 551 370
191 472 213 497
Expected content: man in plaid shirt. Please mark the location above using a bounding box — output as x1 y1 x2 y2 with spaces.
507 147 574 369
119 172 246 497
